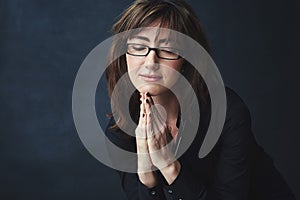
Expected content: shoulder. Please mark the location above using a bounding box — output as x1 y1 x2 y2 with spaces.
218 87 254 146
225 87 251 126
105 118 136 152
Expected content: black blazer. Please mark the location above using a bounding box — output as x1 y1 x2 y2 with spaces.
105 87 295 200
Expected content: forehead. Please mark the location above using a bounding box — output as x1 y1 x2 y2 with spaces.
128 27 176 43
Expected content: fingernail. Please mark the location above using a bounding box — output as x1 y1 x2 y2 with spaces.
142 114 145 117
146 99 149 103
140 94 142 98
146 92 150 97
139 100 142 104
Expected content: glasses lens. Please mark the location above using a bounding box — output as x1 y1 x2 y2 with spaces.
127 44 181 60
127 44 148 56
158 48 180 60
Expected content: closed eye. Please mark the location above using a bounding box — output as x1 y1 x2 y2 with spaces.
132 46 147 51
128 44 147 51
159 47 180 55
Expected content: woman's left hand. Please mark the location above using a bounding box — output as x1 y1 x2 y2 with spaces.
144 93 181 184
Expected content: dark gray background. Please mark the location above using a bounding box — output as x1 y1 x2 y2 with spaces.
1 0 299 199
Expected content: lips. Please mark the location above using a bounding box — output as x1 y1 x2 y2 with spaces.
139 74 162 82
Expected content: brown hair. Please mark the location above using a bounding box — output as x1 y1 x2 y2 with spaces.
106 0 210 129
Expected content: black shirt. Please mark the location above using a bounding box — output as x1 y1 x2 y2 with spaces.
105 87 295 200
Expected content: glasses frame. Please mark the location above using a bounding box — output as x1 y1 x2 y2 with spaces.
126 43 182 60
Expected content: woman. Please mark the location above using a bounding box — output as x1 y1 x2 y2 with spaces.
105 0 296 199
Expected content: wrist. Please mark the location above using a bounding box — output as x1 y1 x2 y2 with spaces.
138 171 158 188
160 160 181 185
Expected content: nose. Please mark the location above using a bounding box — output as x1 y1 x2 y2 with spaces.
144 49 159 71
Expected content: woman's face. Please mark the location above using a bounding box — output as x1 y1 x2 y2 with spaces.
126 24 184 96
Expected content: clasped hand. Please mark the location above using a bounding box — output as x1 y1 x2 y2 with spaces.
136 92 177 172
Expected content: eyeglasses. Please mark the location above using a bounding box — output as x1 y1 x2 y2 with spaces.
126 43 181 60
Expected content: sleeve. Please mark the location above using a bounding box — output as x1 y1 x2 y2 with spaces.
157 88 254 200
117 171 167 200
105 118 167 199
160 163 207 200
119 167 207 200
205 88 254 200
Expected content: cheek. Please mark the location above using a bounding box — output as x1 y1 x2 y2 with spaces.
162 60 184 85
126 55 142 71
126 55 142 88
125 55 133 70
175 59 184 71
164 60 183 74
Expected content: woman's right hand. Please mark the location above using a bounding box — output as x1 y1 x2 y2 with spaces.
136 93 157 187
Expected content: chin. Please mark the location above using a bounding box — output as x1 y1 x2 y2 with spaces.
137 84 168 96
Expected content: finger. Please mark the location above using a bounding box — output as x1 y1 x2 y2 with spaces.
144 94 161 136
144 93 152 120
138 93 146 125
141 93 146 114
145 94 169 145
136 93 147 139
146 93 164 122
144 96 154 138
150 109 165 138
146 92 154 105
146 93 164 124
166 125 173 142
146 112 154 139
145 94 166 135
165 125 174 143
144 95 161 138
145 98 151 115
152 122 170 150
144 99 164 151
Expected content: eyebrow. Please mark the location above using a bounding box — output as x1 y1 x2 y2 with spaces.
130 36 150 42
130 36 173 44
158 38 172 44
